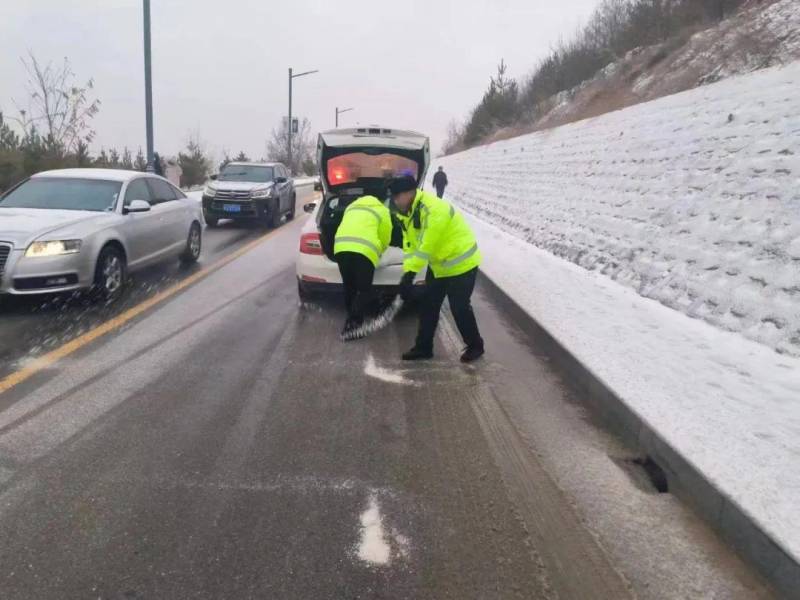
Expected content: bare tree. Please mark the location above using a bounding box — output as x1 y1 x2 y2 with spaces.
266 117 313 175
13 52 100 157
442 119 465 155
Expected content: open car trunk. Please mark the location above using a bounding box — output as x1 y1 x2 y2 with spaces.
316 127 430 261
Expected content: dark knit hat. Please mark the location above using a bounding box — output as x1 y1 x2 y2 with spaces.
389 175 418 195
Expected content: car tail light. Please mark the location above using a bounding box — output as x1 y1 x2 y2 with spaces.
300 232 324 255
301 275 327 283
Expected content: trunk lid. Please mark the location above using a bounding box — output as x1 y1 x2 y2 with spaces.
316 127 430 261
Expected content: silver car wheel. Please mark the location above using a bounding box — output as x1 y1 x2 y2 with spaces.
189 226 201 259
103 255 123 294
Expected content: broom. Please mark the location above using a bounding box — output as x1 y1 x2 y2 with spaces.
341 296 404 341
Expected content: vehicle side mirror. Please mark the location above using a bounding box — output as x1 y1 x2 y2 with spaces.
275 176 287 184
124 199 151 214
303 202 317 214
210 174 218 180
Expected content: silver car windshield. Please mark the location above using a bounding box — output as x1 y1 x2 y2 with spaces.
218 166 274 183
0 178 122 212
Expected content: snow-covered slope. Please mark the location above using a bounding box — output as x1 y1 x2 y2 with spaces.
431 62 800 356
525 0 800 135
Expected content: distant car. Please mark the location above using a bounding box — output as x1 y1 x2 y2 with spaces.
313 176 322 191
296 126 429 300
0 169 203 301
202 161 295 228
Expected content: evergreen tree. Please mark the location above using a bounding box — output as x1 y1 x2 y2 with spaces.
0 112 20 151
74 140 92 166
134 147 147 171
108 148 121 168
95 148 110 168
178 138 210 187
234 150 250 162
121 147 134 170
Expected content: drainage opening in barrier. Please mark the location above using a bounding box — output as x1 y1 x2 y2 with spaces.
612 455 670 494
631 456 669 494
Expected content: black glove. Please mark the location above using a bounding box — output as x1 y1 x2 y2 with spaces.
399 271 417 301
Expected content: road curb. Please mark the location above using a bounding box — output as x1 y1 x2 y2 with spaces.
478 273 799 599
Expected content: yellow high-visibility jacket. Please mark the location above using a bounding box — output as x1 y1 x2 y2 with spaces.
333 195 392 267
395 189 481 278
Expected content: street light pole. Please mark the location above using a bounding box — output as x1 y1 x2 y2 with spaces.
143 0 154 172
288 68 292 176
335 107 354 128
287 68 319 176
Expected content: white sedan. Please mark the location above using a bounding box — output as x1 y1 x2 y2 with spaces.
296 126 429 299
297 202 412 299
0 168 204 301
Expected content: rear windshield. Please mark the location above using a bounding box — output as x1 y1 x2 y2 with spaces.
219 165 274 183
327 153 418 186
0 178 122 212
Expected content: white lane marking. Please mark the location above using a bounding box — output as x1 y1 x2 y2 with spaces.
358 493 391 565
363 354 419 387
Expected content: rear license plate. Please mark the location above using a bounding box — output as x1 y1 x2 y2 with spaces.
223 204 241 213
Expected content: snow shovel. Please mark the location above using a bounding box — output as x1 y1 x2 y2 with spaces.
341 296 404 341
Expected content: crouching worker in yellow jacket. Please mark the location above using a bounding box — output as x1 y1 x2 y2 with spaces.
389 176 485 363
334 195 393 339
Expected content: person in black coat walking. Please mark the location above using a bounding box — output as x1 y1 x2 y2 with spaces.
432 166 448 198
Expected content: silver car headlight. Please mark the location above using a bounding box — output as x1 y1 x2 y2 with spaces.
250 187 274 199
25 240 82 258
204 186 217 198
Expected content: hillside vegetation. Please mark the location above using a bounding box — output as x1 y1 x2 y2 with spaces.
445 0 800 153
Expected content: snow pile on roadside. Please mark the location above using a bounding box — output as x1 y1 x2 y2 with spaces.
431 62 800 356
467 214 800 568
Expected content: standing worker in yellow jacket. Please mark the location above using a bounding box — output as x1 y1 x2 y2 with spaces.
334 195 393 339
389 176 485 362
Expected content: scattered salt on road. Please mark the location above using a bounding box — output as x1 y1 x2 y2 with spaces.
364 354 418 386
357 494 391 565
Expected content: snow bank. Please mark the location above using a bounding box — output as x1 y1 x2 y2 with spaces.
467 214 800 568
431 62 800 356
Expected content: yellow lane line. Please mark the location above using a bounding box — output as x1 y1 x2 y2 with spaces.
0 226 287 396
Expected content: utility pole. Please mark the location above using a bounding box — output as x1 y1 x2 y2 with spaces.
335 106 354 128
287 68 319 175
143 0 154 172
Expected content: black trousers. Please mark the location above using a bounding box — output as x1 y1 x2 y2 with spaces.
416 267 483 352
335 252 375 321
435 187 445 198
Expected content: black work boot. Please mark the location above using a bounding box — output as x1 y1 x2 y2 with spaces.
460 345 485 363
402 346 434 361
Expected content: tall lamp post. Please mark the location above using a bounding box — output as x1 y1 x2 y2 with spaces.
143 0 155 171
335 107 354 128
288 67 319 175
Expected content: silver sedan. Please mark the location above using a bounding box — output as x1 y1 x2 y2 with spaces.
0 168 204 301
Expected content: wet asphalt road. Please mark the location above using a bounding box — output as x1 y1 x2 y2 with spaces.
0 188 774 599
0 186 317 380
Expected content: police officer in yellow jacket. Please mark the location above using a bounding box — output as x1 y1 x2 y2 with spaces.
334 195 393 339
389 176 485 362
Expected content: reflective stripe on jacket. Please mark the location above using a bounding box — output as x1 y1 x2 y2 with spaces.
395 189 481 278
333 195 392 267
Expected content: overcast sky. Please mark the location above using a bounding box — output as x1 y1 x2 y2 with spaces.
2 0 598 163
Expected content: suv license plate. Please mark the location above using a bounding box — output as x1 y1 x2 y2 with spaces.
223 204 241 213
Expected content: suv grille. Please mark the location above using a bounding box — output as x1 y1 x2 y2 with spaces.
215 189 251 200
0 243 11 276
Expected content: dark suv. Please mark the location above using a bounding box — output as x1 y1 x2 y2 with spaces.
202 162 295 227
